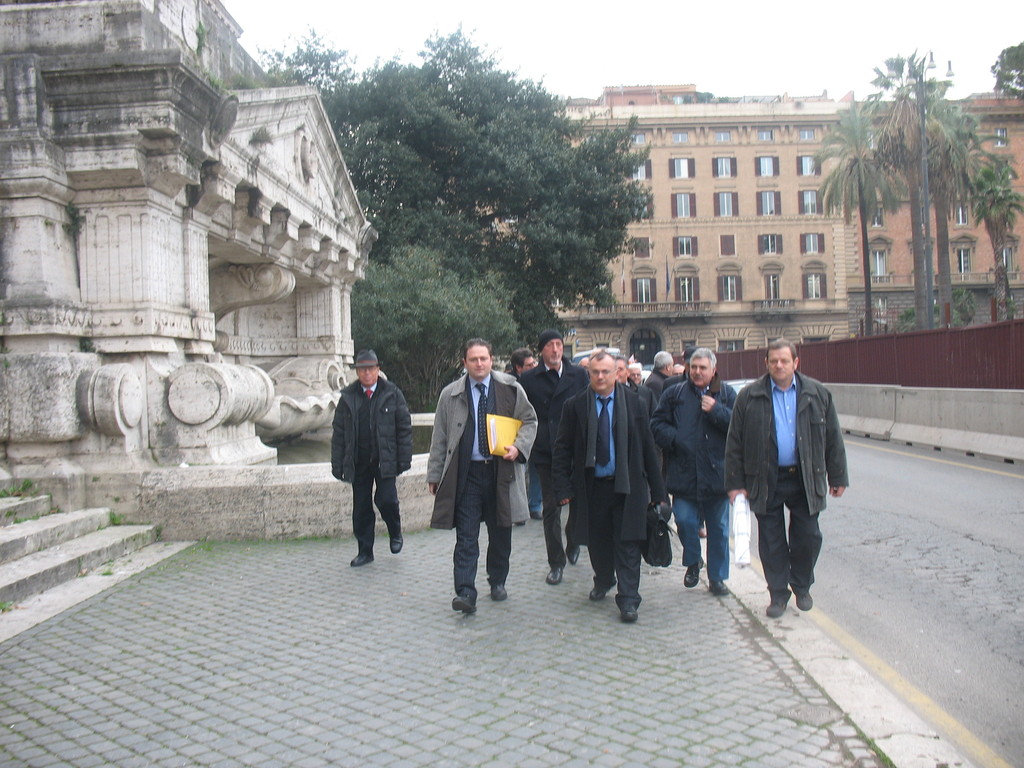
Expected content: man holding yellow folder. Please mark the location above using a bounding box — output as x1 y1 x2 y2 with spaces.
427 339 537 614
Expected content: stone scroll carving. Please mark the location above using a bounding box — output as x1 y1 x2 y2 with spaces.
208 264 296 318
255 357 343 441
166 363 275 429
79 364 144 437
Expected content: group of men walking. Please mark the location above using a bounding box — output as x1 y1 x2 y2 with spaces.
331 334 848 623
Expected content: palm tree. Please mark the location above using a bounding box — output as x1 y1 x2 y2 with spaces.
818 101 904 336
871 53 948 329
972 162 1024 321
927 102 984 323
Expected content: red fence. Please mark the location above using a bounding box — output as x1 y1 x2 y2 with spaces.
715 319 1024 390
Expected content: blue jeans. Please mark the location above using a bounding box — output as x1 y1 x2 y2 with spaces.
672 496 730 582
527 459 542 514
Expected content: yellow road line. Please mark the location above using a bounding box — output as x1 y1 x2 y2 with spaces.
806 608 1014 768
745 558 1011 767
851 439 1024 480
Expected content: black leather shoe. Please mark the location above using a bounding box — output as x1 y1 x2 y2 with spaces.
514 521 526 526
683 560 702 588
490 584 507 601
619 609 638 623
529 509 543 520
452 594 477 614
566 545 580 565
545 567 563 585
709 581 730 596
389 536 403 554
350 553 374 567
794 591 813 611
766 600 788 619
589 586 609 601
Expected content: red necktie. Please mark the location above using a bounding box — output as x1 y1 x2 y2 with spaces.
365 389 372 399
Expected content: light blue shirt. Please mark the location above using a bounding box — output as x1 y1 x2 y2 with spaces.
595 391 616 477
469 375 493 462
771 377 799 467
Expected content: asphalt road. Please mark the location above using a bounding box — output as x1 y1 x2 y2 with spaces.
800 435 1024 766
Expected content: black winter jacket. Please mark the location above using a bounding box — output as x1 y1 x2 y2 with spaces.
331 378 413 482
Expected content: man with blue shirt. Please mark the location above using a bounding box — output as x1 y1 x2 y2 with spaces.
725 339 848 619
427 339 537 614
552 351 667 623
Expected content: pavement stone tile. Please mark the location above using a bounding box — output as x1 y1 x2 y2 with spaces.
0 527 890 767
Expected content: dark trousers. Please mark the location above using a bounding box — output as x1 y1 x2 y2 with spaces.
453 461 512 601
755 467 822 602
352 467 401 556
588 478 642 612
536 463 578 569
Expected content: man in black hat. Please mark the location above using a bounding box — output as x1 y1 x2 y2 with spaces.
331 350 413 567
519 329 589 586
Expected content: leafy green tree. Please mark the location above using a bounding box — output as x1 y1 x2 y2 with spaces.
817 100 904 336
971 162 1024 321
259 30 353 99
351 247 518 411
992 42 1024 100
272 31 648 342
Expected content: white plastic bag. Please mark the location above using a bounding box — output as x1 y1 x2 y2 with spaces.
732 493 751 565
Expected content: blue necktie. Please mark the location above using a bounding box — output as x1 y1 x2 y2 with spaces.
476 383 488 456
597 397 611 466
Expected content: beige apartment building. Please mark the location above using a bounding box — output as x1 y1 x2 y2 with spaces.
562 85 1024 363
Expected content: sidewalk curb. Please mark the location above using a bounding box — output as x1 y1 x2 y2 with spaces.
728 562 976 768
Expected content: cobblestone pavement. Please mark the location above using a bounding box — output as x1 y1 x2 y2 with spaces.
0 522 885 767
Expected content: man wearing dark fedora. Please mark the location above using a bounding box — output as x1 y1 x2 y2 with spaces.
331 350 413 567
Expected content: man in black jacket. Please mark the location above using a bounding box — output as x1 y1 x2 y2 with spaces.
518 329 589 585
331 350 413 567
552 350 668 623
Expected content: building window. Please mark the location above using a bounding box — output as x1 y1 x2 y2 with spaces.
677 276 698 302
999 246 1014 269
758 128 775 142
632 133 646 144
673 131 689 144
672 193 696 218
634 277 654 303
633 237 651 258
715 130 732 143
719 339 744 352
804 273 826 299
758 234 783 254
801 233 823 254
758 190 780 216
799 128 816 141
764 274 781 300
675 236 697 257
713 157 736 178
798 156 818 176
956 247 971 274
715 192 737 217
800 190 819 214
670 157 695 178
720 234 736 256
757 156 779 177
955 204 969 226
872 206 884 227
995 128 1007 147
718 274 741 301
871 249 887 279
632 160 651 180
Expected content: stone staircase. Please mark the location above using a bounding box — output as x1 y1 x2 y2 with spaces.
0 495 193 642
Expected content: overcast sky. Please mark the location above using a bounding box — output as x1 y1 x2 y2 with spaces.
225 0 1020 101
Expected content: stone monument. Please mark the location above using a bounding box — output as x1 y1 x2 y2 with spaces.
0 0 399 535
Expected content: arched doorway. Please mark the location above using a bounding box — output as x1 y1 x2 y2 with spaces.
629 329 661 366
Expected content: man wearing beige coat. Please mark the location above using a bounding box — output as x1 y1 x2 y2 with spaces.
427 339 537 614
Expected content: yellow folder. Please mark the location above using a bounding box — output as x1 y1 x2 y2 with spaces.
486 414 522 456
